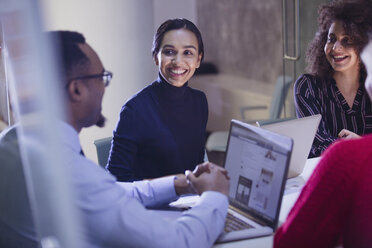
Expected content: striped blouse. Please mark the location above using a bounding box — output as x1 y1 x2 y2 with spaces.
294 74 372 157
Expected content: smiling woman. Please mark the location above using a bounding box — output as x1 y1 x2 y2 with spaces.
275 31 372 248
107 18 208 182
154 29 202 87
293 0 372 158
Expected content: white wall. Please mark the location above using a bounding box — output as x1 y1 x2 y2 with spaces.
40 0 197 163
153 0 197 30
40 0 157 163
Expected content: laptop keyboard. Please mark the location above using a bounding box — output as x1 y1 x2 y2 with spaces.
224 212 254 232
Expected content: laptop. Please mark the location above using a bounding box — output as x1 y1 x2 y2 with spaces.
217 119 293 243
258 115 321 178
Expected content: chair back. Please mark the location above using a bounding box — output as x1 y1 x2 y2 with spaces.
269 75 293 119
205 131 229 152
93 136 112 168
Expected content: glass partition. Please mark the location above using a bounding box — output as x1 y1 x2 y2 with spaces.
282 0 330 118
0 0 83 247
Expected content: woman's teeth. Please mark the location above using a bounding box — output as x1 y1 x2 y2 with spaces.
333 55 348 62
334 55 346 59
170 69 186 74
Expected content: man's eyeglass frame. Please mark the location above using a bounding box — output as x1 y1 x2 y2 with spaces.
68 70 113 87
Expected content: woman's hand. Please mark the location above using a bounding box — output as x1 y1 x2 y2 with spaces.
338 129 360 139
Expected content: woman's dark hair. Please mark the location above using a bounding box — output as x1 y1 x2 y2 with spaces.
306 0 372 82
152 18 204 62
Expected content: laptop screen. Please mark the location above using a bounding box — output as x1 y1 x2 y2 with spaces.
260 114 321 178
224 120 292 228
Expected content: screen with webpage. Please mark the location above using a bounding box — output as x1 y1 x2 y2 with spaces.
225 124 289 223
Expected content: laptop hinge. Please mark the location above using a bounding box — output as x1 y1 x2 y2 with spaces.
229 205 268 227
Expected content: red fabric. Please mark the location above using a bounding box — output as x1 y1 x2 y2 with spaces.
274 134 372 248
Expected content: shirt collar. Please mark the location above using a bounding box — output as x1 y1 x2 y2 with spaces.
330 78 365 113
58 121 82 154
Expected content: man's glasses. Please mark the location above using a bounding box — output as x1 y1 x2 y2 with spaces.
69 70 113 87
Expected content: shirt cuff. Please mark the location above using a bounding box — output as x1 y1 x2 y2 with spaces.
149 176 178 203
196 191 229 210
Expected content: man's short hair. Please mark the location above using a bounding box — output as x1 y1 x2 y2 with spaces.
49 31 89 79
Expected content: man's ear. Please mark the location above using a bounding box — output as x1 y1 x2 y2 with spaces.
67 80 85 102
154 55 159 66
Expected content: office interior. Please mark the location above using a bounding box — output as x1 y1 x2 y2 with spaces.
0 0 330 247
0 0 328 164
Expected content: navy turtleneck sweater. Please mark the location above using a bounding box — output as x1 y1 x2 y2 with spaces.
107 75 208 182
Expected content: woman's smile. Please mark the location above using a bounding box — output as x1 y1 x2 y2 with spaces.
155 28 202 87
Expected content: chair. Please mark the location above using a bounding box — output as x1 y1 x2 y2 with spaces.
205 131 229 165
240 75 293 122
93 136 112 168
206 76 294 154
94 137 209 167
205 131 229 153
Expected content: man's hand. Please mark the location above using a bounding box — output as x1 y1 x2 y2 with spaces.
174 174 195 196
192 161 229 178
174 162 229 196
186 162 230 197
338 129 360 139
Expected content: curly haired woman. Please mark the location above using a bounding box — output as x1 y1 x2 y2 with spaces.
275 36 372 248
294 0 372 157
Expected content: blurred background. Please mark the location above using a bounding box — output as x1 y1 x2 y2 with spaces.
0 0 330 246
1 0 329 163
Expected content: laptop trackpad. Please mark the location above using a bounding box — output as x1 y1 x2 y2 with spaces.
216 226 272 243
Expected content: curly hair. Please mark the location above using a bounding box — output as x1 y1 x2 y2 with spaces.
306 0 372 82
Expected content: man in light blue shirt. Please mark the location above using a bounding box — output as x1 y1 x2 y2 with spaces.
54 30 230 247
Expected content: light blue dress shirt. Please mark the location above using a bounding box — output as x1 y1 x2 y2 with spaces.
59 122 228 248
